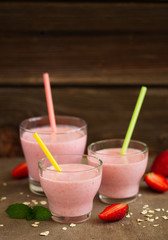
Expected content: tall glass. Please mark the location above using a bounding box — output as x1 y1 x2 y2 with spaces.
39 154 102 223
88 139 148 204
20 115 87 195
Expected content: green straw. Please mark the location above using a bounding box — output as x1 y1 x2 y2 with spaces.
120 86 147 155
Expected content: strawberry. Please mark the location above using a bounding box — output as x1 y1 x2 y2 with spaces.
151 150 168 177
98 203 128 222
144 172 168 192
11 162 28 179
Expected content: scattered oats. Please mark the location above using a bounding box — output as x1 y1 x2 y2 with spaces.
146 215 153 218
155 208 161 212
141 210 148 215
19 192 24 195
138 193 142 197
146 218 154 222
27 195 30 197
0 224 4 227
126 213 131 218
143 205 149 209
138 223 141 225
130 212 133 216
153 224 159 227
1 197 7 201
62 227 67 231
162 216 168 220
166 210 168 213
2 182 7 186
70 223 76 227
142 226 146 228
121 223 124 226
32 224 39 227
40 201 47 205
40 231 49 236
23 201 30 205
148 210 155 213
137 219 144 222
162 208 165 211
155 217 159 220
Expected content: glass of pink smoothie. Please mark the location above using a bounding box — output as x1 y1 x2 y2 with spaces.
20 115 87 195
88 139 148 204
38 154 102 223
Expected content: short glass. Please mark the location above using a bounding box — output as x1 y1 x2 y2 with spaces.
88 139 148 204
20 115 87 195
39 154 102 224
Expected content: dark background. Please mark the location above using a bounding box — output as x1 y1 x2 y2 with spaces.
0 1 168 166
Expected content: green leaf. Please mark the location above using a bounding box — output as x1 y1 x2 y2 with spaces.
6 203 33 220
32 206 52 221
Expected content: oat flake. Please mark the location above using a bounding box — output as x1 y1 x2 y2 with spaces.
23 201 30 205
40 231 49 236
1 197 7 201
155 209 161 212
137 219 144 222
70 223 76 227
32 224 38 227
146 218 154 222
153 224 159 227
162 216 168 220
40 201 47 205
62 227 67 231
141 210 148 215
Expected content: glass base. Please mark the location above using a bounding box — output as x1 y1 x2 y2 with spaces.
29 178 45 196
99 193 137 204
51 211 91 224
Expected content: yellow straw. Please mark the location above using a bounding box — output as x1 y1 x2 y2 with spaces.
33 133 62 171
121 86 147 155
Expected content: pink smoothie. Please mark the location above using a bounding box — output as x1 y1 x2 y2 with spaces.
40 164 102 217
20 126 87 181
90 148 148 199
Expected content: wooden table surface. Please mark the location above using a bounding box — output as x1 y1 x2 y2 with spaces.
1 157 168 240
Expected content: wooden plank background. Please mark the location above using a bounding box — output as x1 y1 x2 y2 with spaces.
0 1 168 164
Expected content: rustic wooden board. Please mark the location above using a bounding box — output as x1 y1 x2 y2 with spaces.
0 2 168 85
0 33 168 85
1 87 168 161
0 2 168 32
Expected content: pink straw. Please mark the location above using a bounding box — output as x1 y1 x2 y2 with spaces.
43 73 56 132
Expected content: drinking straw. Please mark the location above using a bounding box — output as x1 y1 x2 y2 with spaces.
43 73 57 132
120 86 147 155
33 133 62 171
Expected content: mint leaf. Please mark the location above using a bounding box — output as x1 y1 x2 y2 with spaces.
32 206 52 221
6 203 33 220
6 203 52 221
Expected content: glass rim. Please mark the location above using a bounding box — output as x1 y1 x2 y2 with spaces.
19 115 87 135
88 139 148 157
38 154 103 173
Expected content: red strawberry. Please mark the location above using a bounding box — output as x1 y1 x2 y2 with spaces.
11 162 28 179
145 172 168 192
98 203 128 222
151 150 168 177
